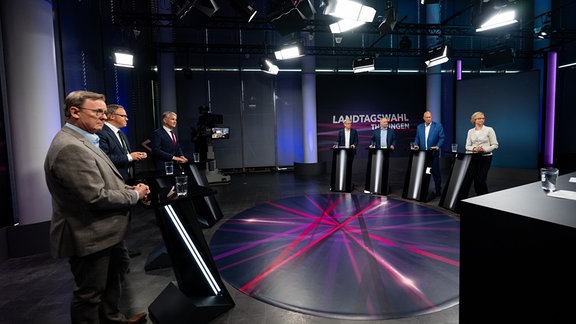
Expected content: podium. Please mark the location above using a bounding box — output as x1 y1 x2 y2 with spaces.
145 181 235 323
439 152 480 212
402 150 433 202
136 169 222 270
364 148 391 195
330 147 354 192
187 163 224 227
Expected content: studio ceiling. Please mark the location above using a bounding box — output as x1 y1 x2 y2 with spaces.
109 0 576 71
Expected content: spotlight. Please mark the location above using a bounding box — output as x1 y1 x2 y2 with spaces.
173 0 219 19
230 0 257 22
195 0 220 17
352 57 374 73
113 50 134 68
535 25 553 39
329 19 364 34
378 7 397 35
323 0 376 23
424 45 449 68
274 42 304 60
296 0 316 19
259 58 279 75
173 0 195 19
475 3 518 33
421 0 440 4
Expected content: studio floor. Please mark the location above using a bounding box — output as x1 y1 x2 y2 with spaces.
0 161 536 324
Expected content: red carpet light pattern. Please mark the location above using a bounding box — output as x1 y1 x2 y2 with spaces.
209 194 460 320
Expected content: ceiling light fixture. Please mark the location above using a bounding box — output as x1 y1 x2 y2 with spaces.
424 45 449 68
329 19 364 34
113 51 134 68
259 58 279 75
274 42 304 60
352 57 375 73
195 0 220 17
323 0 376 23
173 0 195 19
476 9 518 32
378 7 397 35
230 0 257 22
534 24 553 39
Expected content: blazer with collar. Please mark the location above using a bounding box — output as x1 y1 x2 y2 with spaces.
414 121 445 150
150 127 184 171
97 124 131 181
44 126 139 258
336 128 359 148
370 127 396 148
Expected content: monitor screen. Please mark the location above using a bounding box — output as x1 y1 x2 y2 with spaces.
211 127 230 139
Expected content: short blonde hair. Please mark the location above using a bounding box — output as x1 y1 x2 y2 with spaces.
470 111 484 124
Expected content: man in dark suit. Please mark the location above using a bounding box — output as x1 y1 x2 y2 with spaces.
335 118 359 150
97 104 148 182
150 111 188 171
369 117 396 150
44 90 149 324
412 110 446 195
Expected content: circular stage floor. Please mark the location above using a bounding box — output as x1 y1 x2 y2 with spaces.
209 194 460 320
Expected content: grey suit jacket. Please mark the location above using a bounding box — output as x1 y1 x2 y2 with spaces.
44 126 139 258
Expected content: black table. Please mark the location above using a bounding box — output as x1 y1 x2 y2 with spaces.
459 171 576 322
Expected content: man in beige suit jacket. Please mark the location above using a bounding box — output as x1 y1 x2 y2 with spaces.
44 90 149 324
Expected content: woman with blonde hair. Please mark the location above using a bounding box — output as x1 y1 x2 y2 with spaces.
465 111 499 195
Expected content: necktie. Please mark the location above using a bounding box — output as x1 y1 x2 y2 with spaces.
170 130 177 146
118 130 129 154
118 130 133 179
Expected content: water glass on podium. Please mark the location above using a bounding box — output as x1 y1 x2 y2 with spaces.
540 167 559 192
164 161 174 175
175 175 188 197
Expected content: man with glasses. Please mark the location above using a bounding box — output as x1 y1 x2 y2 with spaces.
44 90 149 324
97 104 148 182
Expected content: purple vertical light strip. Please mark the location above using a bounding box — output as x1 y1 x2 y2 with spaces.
456 60 462 80
544 52 557 166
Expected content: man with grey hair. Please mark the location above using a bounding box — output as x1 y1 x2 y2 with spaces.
44 90 149 324
150 111 188 171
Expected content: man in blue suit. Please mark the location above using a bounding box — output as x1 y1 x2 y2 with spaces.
97 104 148 182
369 117 396 150
412 111 445 196
151 111 188 171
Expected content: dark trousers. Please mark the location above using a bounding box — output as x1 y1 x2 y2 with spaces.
69 241 130 324
474 155 492 195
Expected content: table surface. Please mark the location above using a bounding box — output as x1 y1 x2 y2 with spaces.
461 171 576 229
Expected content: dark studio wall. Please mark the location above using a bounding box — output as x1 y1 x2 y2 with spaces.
455 70 541 169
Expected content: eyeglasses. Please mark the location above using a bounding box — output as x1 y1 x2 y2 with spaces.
75 106 107 116
112 113 128 119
